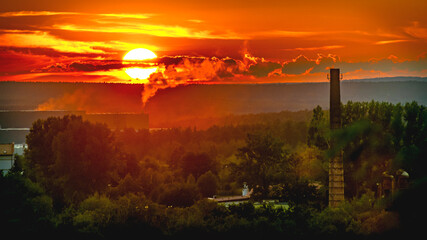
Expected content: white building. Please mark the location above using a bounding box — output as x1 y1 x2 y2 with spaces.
0 143 14 175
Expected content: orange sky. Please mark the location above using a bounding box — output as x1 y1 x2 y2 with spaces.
1 0 426 86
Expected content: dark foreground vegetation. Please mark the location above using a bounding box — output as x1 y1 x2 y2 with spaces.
1 101 426 239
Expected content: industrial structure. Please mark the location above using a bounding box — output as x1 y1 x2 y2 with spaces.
328 68 345 207
84 112 148 130
377 170 409 198
0 110 148 130
0 110 149 147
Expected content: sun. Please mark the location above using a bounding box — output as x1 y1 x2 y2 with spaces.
123 48 157 61
123 48 158 81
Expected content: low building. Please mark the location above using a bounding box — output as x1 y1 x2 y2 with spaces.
209 183 253 206
0 143 14 175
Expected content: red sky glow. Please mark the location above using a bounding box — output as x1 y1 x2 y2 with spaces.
1 0 426 89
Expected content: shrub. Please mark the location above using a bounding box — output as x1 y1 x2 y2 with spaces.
197 171 219 197
157 182 201 207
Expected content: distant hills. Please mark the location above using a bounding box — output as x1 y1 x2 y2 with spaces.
145 80 427 126
1 77 426 128
342 76 427 82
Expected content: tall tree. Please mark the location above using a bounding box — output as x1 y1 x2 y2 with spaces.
308 105 329 150
178 152 218 179
233 132 291 198
398 102 427 179
197 171 219 197
25 115 116 206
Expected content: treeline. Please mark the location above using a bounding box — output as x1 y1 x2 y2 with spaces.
1 101 426 238
149 110 312 129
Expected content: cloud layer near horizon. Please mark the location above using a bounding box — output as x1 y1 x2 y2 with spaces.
1 5 427 103
2 41 427 104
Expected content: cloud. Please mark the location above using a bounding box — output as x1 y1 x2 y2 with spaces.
375 40 411 45
0 47 56 74
35 61 125 73
153 54 269 82
250 30 320 38
312 54 339 73
4 42 426 84
282 55 314 75
404 21 427 40
283 45 345 51
137 53 283 104
187 19 204 23
0 46 106 59
0 11 151 19
281 54 338 75
0 10 244 43
0 11 78 17
247 61 282 77
279 53 427 79
97 13 152 19
52 21 243 40
0 31 108 54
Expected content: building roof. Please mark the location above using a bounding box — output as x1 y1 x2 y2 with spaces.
209 195 251 203
0 143 14 155
210 188 253 203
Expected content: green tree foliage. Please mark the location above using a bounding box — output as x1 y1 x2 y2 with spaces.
155 182 201 207
397 102 427 179
178 152 218 179
293 145 327 183
108 174 143 198
391 177 427 236
233 132 293 198
0 172 54 235
73 193 116 233
25 115 116 206
25 115 74 190
311 101 427 198
308 105 329 150
329 120 392 197
197 170 219 197
269 180 322 208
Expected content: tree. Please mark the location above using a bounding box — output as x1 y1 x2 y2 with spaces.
397 101 427 180
25 116 75 190
25 115 116 206
269 180 321 208
157 182 201 207
0 172 54 234
307 106 329 150
233 132 289 199
197 171 219 197
390 103 404 151
178 152 218 179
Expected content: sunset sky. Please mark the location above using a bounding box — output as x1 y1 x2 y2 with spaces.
1 0 426 88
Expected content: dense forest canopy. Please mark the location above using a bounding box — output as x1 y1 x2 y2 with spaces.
1 101 426 238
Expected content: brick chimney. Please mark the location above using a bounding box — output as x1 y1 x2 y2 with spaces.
329 68 344 207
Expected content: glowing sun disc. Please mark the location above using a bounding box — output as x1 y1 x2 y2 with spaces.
123 48 157 61
125 67 157 80
123 48 158 80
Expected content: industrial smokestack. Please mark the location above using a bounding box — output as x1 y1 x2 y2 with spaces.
329 68 344 207
330 69 341 130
